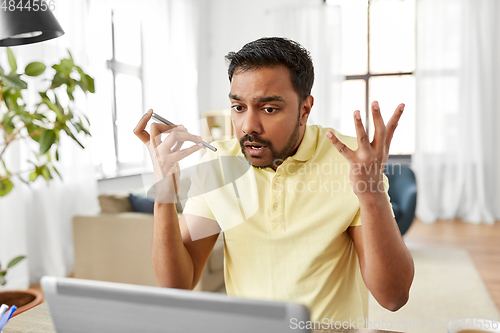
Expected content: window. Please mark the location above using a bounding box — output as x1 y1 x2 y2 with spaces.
107 10 145 173
87 3 147 178
328 0 415 155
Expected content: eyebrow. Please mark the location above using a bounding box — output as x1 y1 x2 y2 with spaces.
228 94 285 103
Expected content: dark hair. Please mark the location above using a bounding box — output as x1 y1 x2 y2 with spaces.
225 37 314 102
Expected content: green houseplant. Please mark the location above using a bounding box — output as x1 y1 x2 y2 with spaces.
0 256 25 286
0 47 94 194
0 47 94 312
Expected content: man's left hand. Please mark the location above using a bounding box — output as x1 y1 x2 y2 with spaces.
326 101 404 198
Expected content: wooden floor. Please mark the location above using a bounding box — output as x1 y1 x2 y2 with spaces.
404 218 500 311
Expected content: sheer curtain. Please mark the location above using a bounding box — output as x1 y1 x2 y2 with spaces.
139 0 204 186
131 0 202 135
270 1 343 128
413 0 500 224
0 0 99 289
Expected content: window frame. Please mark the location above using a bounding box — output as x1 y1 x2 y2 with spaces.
338 0 415 159
102 9 146 178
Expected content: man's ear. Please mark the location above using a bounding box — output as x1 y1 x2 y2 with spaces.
300 95 314 126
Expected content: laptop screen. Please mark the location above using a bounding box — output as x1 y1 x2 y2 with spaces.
42 276 310 333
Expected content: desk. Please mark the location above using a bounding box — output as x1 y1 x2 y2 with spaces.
2 303 399 333
3 303 55 333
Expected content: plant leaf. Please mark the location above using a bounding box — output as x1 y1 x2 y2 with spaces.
29 171 39 181
85 74 95 93
27 123 42 142
24 62 46 76
51 73 66 89
52 166 62 180
0 274 6 286
67 50 75 67
66 79 75 101
0 179 14 197
54 94 64 115
6 47 17 72
2 110 16 134
73 122 92 136
32 112 47 121
81 112 91 125
7 256 26 269
75 66 95 94
9 88 23 101
18 176 30 185
2 74 28 89
1 160 8 174
63 126 85 149
2 120 15 135
41 165 52 180
4 94 19 113
41 95 63 118
39 130 56 154
76 66 88 90
52 58 73 76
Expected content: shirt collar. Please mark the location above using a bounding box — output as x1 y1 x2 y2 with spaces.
291 124 316 162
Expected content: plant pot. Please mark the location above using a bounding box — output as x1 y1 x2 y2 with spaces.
0 289 43 317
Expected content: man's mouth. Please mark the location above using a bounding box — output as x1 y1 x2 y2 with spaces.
244 142 267 154
245 142 267 150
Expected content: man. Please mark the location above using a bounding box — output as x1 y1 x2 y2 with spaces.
134 37 414 325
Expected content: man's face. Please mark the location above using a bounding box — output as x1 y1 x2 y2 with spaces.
229 66 311 170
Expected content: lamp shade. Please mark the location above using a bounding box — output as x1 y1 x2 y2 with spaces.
0 2 64 47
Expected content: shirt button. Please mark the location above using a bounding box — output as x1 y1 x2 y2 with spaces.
273 203 279 210
275 179 281 185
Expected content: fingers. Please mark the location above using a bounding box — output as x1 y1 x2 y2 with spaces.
326 130 354 161
171 143 204 160
385 103 405 152
171 126 191 153
353 110 371 150
133 109 153 143
158 130 203 153
152 139 203 178
144 117 205 182
151 128 203 171
371 101 386 148
150 122 178 149
171 140 185 153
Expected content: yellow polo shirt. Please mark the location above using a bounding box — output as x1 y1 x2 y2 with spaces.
182 124 392 325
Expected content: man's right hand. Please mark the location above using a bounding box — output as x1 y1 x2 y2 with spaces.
133 109 204 203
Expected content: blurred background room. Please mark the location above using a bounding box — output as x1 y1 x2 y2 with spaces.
0 0 499 331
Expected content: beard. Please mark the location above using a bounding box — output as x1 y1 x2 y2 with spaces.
239 108 301 169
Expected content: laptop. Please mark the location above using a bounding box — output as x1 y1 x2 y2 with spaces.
41 276 310 333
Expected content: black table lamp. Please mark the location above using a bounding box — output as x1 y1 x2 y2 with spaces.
0 2 64 47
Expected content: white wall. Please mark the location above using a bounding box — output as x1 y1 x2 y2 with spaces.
199 0 322 113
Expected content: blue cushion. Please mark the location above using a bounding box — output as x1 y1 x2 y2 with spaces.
129 193 154 214
384 164 417 235
391 201 402 221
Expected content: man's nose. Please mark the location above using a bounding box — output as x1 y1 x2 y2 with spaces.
242 109 263 135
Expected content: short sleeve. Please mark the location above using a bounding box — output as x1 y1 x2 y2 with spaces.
182 191 217 221
350 208 362 227
349 173 394 227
